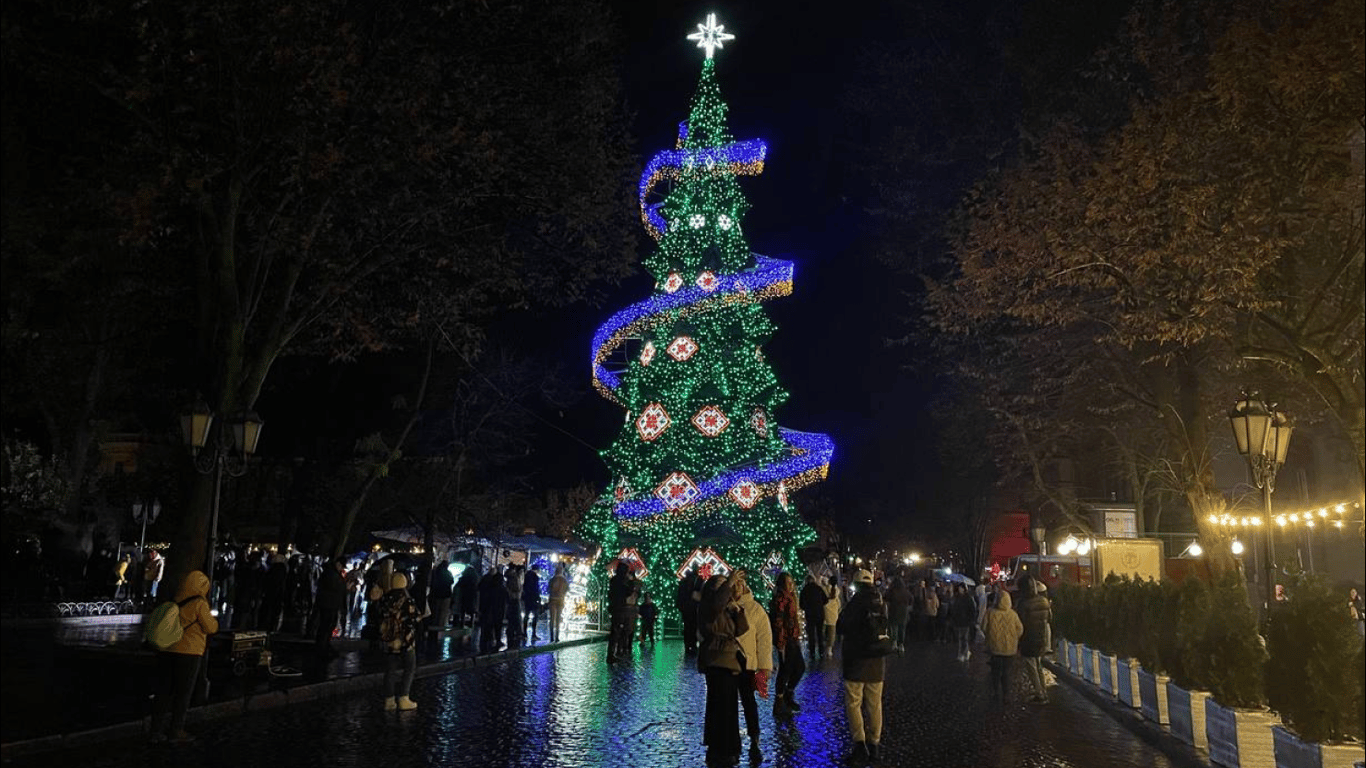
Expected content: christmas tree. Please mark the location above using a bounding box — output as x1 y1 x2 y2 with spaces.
580 15 833 616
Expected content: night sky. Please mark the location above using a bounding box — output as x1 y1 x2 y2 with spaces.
520 1 1026 535
0 0 1133 542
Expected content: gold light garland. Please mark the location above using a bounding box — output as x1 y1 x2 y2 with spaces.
1206 501 1361 530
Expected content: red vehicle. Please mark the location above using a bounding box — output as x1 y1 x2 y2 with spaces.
1010 554 1092 591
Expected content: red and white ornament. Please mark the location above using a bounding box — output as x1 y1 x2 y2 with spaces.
655 472 701 510
666 336 699 362
691 405 730 437
674 547 734 581
777 481 789 511
663 272 685 294
750 408 769 437
696 271 719 292
608 547 650 580
614 476 630 502
729 480 760 509
635 402 671 442
640 341 657 366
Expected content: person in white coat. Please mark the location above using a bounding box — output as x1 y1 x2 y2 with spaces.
731 571 773 761
822 576 842 658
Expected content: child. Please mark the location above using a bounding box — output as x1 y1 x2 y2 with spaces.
639 592 659 644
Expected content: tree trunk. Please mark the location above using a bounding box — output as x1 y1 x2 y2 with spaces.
332 335 437 557
1155 353 1233 572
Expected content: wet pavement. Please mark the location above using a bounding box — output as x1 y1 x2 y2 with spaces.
0 617 577 744
6 637 1178 768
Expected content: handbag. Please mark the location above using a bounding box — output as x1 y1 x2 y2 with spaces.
867 634 898 657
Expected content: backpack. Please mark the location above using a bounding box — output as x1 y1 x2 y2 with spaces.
858 598 897 658
379 596 410 649
145 596 202 651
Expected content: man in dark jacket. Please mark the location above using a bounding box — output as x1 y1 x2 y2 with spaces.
837 569 886 763
950 582 979 662
676 568 702 653
799 574 828 661
456 566 479 628
606 562 633 662
314 556 349 657
1015 575 1053 703
521 567 542 642
477 566 507 653
429 561 455 630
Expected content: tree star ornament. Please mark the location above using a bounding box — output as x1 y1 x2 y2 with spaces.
687 13 735 60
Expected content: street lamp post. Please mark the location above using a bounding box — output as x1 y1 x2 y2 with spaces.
1228 393 1292 625
180 399 263 578
1031 524 1047 578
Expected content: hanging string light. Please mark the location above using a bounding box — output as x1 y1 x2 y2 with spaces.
1205 501 1360 529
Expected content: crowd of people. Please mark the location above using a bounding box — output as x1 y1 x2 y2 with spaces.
133 547 1362 763
680 565 1055 766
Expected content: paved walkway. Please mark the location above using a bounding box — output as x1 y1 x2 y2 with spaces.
6 638 1179 768
0 616 579 745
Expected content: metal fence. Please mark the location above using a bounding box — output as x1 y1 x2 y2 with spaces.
4 600 141 619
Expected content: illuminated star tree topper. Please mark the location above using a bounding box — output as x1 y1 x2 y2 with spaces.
687 13 736 60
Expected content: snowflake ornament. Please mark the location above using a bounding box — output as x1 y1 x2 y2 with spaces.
691 405 730 437
655 472 701 510
717 214 733 230
729 480 760 509
667 336 699 362
608 548 650 580
636 402 671 442
750 408 769 437
663 272 685 294
675 547 734 580
689 213 706 229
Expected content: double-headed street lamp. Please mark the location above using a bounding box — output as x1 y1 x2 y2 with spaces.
180 399 263 575
1228 392 1292 623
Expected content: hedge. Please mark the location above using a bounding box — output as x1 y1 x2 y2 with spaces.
1052 573 1365 742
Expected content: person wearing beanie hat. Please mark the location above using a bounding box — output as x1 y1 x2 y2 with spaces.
378 571 424 711
838 567 887 763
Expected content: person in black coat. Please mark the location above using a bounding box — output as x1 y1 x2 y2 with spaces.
606 563 633 662
259 554 289 633
456 566 479 628
521 567 542 642
314 556 349 656
799 574 828 661
477 566 507 653
676 568 702 653
429 561 455 630
232 550 264 630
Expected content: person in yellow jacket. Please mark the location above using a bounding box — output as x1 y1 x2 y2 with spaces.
112 554 131 600
731 571 773 761
982 588 1023 704
149 570 218 744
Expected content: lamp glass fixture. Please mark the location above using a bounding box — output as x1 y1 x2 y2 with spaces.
1228 397 1271 457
